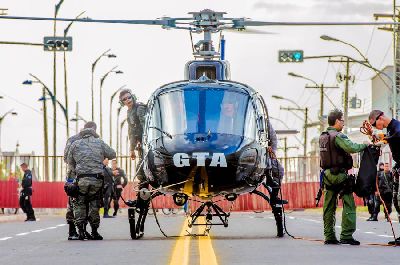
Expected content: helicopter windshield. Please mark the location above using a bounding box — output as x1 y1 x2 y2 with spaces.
153 88 256 138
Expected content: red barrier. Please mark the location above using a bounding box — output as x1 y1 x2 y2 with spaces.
0 180 366 211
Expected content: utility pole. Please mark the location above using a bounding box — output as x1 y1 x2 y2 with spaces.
278 137 299 172
42 87 49 181
305 84 339 133
280 106 309 156
327 57 367 133
374 2 400 118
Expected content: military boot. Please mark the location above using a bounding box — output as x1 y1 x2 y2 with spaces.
67 222 79 240
77 224 87 240
91 226 103 240
274 211 284 237
84 223 93 240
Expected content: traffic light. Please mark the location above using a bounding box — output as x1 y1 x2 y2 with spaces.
278 50 304 63
43 36 73 51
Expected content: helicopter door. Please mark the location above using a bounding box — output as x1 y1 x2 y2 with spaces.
254 95 269 146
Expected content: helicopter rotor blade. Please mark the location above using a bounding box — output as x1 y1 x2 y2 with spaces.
223 27 277 35
0 15 181 27
235 20 400 27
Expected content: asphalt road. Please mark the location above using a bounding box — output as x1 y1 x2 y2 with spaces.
0 209 399 265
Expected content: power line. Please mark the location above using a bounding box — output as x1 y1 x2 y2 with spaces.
0 91 67 127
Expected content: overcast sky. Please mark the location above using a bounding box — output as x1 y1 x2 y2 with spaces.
0 0 393 156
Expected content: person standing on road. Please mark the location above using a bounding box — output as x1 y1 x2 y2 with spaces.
102 158 115 218
265 121 285 237
68 123 116 240
119 89 147 189
63 121 98 240
374 162 394 221
366 163 384 222
319 109 367 245
368 110 400 244
111 159 127 217
19 163 36 221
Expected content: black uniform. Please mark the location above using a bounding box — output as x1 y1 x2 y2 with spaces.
103 166 114 217
385 119 400 245
112 167 128 216
20 169 35 221
376 170 393 219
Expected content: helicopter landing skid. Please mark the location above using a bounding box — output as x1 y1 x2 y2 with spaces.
188 201 230 233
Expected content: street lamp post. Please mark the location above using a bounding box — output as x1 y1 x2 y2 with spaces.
109 85 126 147
288 72 338 133
24 74 69 180
0 110 18 153
99 67 123 138
70 101 88 134
90 49 116 121
319 35 391 122
116 106 122 155
22 77 49 180
52 0 65 179
63 11 86 138
120 118 127 156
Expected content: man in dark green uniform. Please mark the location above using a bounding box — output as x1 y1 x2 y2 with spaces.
320 109 367 245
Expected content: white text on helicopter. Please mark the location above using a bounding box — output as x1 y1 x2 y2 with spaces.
173 152 227 168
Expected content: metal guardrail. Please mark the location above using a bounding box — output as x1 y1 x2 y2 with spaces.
0 155 137 182
0 152 393 183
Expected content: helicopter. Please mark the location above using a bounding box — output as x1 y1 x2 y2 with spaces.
0 9 393 239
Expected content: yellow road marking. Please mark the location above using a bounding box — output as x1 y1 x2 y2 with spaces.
169 218 191 265
198 217 218 265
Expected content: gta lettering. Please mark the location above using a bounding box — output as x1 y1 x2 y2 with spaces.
173 152 227 167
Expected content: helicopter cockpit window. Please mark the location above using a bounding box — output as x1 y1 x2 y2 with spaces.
148 99 162 142
196 66 217 80
157 88 253 137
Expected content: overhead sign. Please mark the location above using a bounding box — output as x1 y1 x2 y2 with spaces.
278 50 304 63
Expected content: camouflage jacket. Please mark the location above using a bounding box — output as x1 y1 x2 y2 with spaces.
127 102 147 151
67 128 116 176
64 131 99 178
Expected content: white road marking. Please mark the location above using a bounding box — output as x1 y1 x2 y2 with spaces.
364 232 376 234
45 226 57 230
268 216 274 220
56 224 66 227
378 235 393 238
0 237 12 241
335 226 341 228
16 232 31 236
289 216 295 220
32 229 45 233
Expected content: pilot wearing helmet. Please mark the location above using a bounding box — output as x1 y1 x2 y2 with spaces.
119 89 147 188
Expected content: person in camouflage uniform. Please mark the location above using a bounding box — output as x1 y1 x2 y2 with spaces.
119 89 147 188
63 121 98 240
68 123 116 240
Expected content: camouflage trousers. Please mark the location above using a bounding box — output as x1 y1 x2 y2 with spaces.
73 176 103 227
66 197 75 224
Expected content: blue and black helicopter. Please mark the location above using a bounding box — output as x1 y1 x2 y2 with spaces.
0 9 388 239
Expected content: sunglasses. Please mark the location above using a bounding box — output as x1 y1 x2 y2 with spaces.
121 95 132 102
372 113 383 127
